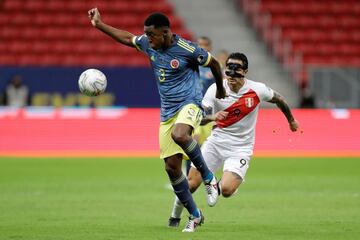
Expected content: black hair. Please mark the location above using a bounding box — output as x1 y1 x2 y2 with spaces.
144 12 170 28
226 52 248 70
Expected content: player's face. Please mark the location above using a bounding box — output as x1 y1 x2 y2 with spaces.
225 59 247 85
144 25 166 49
197 38 212 52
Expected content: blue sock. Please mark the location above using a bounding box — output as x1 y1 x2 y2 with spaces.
183 139 213 183
185 160 191 176
171 174 200 218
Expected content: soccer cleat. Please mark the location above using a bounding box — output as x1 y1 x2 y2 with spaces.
204 176 219 207
168 217 181 227
182 210 204 233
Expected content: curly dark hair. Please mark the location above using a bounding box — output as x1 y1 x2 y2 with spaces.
144 13 170 28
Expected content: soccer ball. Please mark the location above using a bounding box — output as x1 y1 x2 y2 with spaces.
78 69 107 96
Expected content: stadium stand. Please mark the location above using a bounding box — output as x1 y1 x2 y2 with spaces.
239 0 360 86
169 0 300 107
0 0 193 67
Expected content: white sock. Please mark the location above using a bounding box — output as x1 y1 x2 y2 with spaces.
171 196 184 218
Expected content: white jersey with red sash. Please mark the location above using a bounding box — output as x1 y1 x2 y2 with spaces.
202 78 274 154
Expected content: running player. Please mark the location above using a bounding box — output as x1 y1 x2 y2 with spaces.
169 52 299 223
88 9 226 232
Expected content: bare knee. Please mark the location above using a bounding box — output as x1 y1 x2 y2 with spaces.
171 124 192 146
171 131 190 146
221 185 238 198
220 171 242 198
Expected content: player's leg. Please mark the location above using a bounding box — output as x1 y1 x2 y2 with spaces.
187 166 203 192
164 155 200 215
220 171 242 197
168 139 223 225
190 122 212 175
164 155 204 232
220 155 250 197
168 196 183 227
160 116 203 232
171 104 219 206
172 123 213 181
168 166 202 227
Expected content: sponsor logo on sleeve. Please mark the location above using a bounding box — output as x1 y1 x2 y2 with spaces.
197 55 204 64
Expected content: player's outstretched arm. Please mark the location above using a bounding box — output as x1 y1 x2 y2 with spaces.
207 57 226 99
268 92 299 132
88 8 135 48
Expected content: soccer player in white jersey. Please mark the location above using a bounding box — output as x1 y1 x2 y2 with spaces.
169 52 299 223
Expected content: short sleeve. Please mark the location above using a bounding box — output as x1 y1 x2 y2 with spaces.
194 48 212 67
258 83 274 102
202 83 217 109
193 45 212 67
132 35 149 53
178 38 212 67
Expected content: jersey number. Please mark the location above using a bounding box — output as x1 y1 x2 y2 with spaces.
158 69 165 82
240 159 247 168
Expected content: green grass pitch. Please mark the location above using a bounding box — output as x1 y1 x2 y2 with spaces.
0 157 359 239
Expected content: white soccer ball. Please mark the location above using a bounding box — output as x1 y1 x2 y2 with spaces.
78 69 107 96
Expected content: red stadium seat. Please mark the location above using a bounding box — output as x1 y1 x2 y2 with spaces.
242 0 360 86
0 0 191 67
0 54 18 65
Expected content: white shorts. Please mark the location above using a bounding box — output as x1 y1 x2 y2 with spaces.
193 139 251 181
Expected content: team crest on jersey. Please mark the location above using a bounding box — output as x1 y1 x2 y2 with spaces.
245 97 254 108
170 59 180 69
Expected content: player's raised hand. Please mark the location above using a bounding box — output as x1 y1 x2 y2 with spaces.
88 8 101 27
289 119 299 132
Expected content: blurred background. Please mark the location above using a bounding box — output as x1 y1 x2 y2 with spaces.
0 0 359 157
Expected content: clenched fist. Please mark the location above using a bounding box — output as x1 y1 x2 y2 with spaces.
88 8 102 27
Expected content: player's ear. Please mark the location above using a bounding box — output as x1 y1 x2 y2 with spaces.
163 29 168 36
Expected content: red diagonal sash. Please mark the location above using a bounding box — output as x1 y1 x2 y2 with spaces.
216 89 260 128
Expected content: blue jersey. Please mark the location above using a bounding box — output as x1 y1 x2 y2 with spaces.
199 66 215 95
132 34 212 122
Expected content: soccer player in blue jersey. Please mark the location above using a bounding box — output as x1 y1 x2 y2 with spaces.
88 9 226 232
